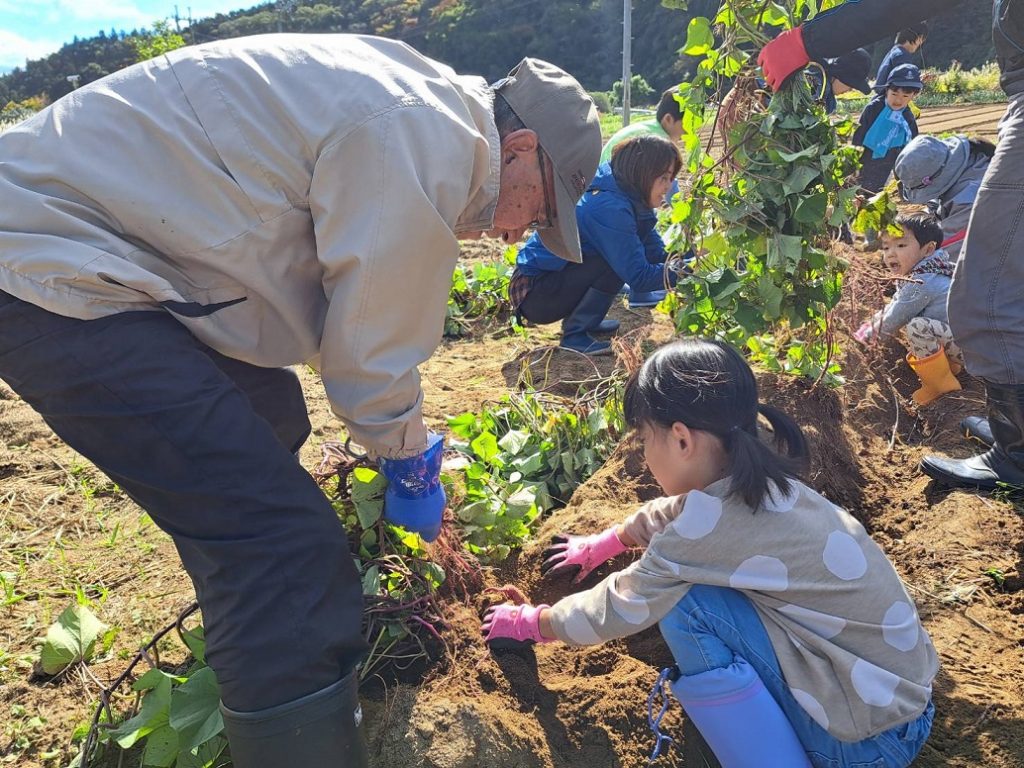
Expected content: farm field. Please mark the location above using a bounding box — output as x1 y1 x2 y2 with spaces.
1 103 1023 768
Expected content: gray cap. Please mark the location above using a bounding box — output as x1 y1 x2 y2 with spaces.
895 135 971 204
495 58 601 263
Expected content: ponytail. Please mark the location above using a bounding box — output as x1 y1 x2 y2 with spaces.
625 339 809 512
726 405 808 511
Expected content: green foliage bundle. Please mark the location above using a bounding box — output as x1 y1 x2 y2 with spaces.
80 626 228 768
661 0 861 383
445 247 515 337
446 391 624 561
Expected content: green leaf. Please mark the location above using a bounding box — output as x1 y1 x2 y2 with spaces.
169 667 223 753
108 671 175 748
39 603 109 675
683 17 714 55
776 145 820 162
141 724 178 767
513 451 544 476
782 165 819 195
497 429 531 456
361 565 380 596
504 488 536 519
470 431 499 463
180 626 206 666
794 193 828 224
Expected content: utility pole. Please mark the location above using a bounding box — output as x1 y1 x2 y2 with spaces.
187 7 195 44
173 5 182 33
622 0 632 126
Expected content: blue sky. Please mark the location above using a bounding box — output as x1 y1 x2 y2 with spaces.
0 1 251 72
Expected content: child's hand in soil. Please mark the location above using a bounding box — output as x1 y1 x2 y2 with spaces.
541 527 628 584
854 322 873 344
481 602 551 646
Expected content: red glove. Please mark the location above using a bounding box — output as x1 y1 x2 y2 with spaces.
757 27 810 91
541 527 628 583
482 603 552 646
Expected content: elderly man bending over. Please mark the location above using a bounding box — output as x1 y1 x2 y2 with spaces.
0 34 600 767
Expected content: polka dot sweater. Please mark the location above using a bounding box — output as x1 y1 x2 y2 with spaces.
547 478 938 742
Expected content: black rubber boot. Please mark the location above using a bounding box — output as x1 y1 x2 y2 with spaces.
921 383 1024 490
221 670 368 768
961 416 994 448
560 288 617 356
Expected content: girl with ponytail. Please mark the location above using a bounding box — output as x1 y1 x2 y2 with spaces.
482 339 937 768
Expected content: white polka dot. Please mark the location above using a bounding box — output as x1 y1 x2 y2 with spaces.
822 531 868 581
673 492 723 539
729 556 789 591
561 611 603 644
791 689 830 729
763 483 800 513
609 586 651 624
779 604 847 639
882 602 920 652
851 659 901 707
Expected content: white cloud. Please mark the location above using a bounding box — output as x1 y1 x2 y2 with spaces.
56 0 149 25
0 29 62 72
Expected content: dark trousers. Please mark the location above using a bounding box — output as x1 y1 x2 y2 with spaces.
517 252 623 325
0 292 366 711
949 94 1024 385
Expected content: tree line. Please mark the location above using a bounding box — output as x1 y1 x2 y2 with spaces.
0 0 995 108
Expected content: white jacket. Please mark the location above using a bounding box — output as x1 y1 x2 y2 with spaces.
0 34 501 458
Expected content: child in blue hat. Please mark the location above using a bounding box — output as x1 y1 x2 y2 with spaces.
853 63 923 193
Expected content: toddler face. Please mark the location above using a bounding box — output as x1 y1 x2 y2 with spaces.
880 230 931 276
885 87 919 111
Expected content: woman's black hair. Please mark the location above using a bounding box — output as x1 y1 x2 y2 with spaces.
610 134 683 204
623 339 809 511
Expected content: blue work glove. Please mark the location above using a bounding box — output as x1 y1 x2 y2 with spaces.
379 432 445 542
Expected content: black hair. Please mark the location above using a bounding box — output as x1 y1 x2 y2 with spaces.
894 210 943 249
492 92 527 140
623 339 809 511
656 86 683 125
610 134 682 204
896 23 929 45
968 138 997 159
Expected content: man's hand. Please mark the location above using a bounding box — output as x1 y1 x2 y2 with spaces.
379 432 445 542
482 602 551 646
540 527 627 583
757 27 810 91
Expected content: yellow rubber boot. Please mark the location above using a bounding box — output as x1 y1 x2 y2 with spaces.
907 349 962 405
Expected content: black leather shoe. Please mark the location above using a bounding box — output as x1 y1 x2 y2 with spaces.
920 448 1024 490
960 416 994 447
922 383 1024 490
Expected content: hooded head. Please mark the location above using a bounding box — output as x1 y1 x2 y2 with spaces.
895 135 971 204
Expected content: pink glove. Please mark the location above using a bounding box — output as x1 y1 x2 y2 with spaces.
854 322 873 344
541 527 628 583
482 603 551 646
757 27 810 91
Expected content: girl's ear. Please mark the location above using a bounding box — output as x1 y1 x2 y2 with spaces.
670 421 693 455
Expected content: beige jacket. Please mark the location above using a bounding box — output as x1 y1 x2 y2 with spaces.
548 480 938 742
0 34 501 458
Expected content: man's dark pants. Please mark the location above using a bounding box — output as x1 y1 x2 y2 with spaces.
0 291 367 711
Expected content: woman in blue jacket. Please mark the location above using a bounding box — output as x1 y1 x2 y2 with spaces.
509 135 682 355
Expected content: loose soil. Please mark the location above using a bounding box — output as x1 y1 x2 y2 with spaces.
3 197 1023 766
